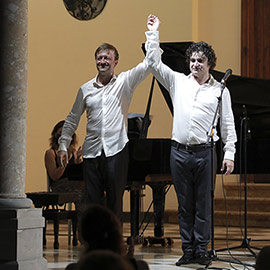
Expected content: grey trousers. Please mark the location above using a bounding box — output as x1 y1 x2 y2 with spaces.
170 144 216 255
83 144 129 221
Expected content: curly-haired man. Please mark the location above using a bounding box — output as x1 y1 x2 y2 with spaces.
146 15 237 266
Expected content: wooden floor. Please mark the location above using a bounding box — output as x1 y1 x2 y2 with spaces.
44 222 270 270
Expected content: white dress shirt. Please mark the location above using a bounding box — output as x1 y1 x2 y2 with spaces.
58 60 151 158
145 31 237 161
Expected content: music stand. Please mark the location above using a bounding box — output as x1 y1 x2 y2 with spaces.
215 105 261 256
202 80 255 269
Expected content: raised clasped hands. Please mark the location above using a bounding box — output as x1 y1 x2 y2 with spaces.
147 14 160 31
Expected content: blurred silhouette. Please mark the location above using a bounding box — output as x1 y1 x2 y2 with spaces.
66 204 149 270
255 246 270 270
76 250 134 270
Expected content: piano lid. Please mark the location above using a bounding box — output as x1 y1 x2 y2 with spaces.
142 42 270 174
211 70 270 139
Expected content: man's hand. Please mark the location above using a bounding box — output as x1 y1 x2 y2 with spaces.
74 146 83 164
57 150 68 168
147 14 160 31
221 159 234 175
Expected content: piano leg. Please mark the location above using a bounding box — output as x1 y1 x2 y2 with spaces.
150 183 166 238
142 180 173 247
43 220 47 246
127 182 145 245
127 180 173 247
53 216 60 249
72 213 78 246
130 189 141 238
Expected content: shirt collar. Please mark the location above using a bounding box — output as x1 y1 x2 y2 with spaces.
208 74 215 85
188 73 215 86
93 74 117 88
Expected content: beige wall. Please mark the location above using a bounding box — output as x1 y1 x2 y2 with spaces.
26 0 241 209
194 0 241 74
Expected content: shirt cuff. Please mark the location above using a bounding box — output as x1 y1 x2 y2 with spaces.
58 143 67 152
224 151 234 161
145 30 159 41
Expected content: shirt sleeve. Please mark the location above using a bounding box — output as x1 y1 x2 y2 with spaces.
220 88 237 161
58 88 85 152
145 31 176 93
124 58 152 93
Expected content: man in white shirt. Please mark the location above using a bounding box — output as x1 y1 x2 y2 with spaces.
57 43 151 220
146 15 237 266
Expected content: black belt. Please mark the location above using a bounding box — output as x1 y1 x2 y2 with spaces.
171 140 212 152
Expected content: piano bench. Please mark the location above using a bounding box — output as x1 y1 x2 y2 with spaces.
26 192 79 249
125 181 146 191
43 208 78 249
42 209 78 249
145 174 172 183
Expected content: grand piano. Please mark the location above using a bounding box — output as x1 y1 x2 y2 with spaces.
127 41 270 243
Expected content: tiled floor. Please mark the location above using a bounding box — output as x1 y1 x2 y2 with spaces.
44 222 269 270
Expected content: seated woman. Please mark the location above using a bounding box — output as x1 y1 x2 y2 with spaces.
66 204 149 270
44 120 84 212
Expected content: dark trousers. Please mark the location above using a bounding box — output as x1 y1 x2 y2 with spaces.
170 144 216 255
83 145 129 220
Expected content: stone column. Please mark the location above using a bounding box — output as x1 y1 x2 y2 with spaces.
0 1 47 269
0 0 32 209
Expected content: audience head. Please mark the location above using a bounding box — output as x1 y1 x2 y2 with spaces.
77 250 134 270
255 246 270 270
80 204 124 255
49 120 77 149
